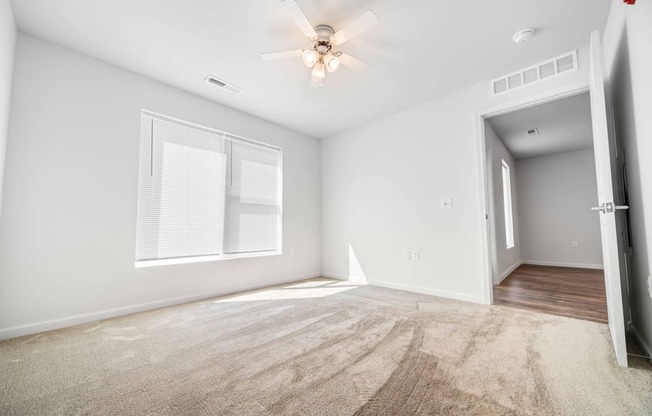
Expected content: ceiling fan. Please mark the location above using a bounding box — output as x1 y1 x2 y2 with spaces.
262 0 379 87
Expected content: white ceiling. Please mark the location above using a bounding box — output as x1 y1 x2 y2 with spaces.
487 92 593 160
10 0 612 138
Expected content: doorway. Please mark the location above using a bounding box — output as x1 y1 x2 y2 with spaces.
476 31 633 367
484 92 608 323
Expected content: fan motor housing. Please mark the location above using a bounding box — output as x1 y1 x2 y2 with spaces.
314 25 335 41
313 25 335 54
314 40 331 54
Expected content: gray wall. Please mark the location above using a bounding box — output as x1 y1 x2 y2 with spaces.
603 0 652 353
320 45 591 304
0 0 16 218
0 34 321 339
485 122 521 283
516 149 603 268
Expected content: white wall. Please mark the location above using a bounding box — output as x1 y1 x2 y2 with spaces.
485 122 521 283
0 0 16 218
603 0 652 354
0 34 321 339
516 149 603 269
321 44 591 304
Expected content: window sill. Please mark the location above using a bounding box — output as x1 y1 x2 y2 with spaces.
135 250 282 268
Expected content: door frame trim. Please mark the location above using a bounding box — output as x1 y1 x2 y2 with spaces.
475 80 590 305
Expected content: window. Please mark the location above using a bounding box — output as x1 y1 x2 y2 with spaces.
501 160 514 249
135 111 282 266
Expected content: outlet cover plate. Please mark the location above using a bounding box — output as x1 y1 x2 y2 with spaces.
440 198 452 209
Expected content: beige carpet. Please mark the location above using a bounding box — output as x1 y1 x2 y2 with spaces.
1 278 651 415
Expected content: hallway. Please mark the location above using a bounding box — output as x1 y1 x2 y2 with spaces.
494 264 608 323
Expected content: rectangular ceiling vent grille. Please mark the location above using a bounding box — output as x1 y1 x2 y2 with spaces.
491 50 578 96
205 75 243 95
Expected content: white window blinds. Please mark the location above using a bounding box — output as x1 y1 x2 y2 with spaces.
135 112 282 264
224 140 281 254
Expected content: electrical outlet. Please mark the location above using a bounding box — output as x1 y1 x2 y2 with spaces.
412 250 420 260
440 198 452 209
402 249 411 260
572 241 579 248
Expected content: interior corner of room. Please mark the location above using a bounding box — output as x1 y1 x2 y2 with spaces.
0 0 651 414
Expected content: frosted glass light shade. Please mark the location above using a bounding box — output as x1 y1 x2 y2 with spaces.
302 50 318 67
324 54 340 72
311 61 326 79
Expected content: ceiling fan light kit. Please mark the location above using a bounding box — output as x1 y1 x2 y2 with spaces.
325 54 340 72
311 61 326 78
302 49 318 67
262 0 378 87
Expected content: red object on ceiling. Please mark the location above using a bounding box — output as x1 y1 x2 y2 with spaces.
624 0 636 4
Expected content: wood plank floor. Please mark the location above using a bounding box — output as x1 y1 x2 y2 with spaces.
494 264 608 323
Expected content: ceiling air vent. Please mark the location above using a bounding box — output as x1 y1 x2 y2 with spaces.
205 75 243 95
526 128 539 137
491 50 578 96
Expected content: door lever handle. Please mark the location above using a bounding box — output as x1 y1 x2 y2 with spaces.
591 202 629 213
591 204 606 213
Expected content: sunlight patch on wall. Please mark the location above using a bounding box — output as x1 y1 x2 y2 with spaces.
348 244 368 283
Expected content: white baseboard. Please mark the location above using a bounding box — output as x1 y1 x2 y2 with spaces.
521 260 604 270
496 261 522 285
629 324 652 358
320 272 484 304
367 279 485 304
319 272 349 281
0 272 321 341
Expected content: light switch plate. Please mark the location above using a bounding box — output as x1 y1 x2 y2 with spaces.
402 249 411 260
440 198 452 209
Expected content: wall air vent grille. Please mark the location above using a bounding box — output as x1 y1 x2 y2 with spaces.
491 50 578 96
205 75 243 95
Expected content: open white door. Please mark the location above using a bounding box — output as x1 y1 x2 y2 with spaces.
588 31 628 367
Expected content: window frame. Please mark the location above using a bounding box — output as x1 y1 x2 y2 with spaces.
135 110 283 268
501 159 515 249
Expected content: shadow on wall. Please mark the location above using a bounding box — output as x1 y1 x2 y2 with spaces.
349 244 368 284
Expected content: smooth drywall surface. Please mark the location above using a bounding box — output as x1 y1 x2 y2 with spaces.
0 0 16 218
0 34 320 338
516 149 603 268
321 44 591 303
485 122 521 283
603 0 652 354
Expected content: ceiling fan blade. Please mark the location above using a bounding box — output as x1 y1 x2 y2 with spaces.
339 53 371 71
331 10 378 45
261 49 303 61
280 0 317 39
